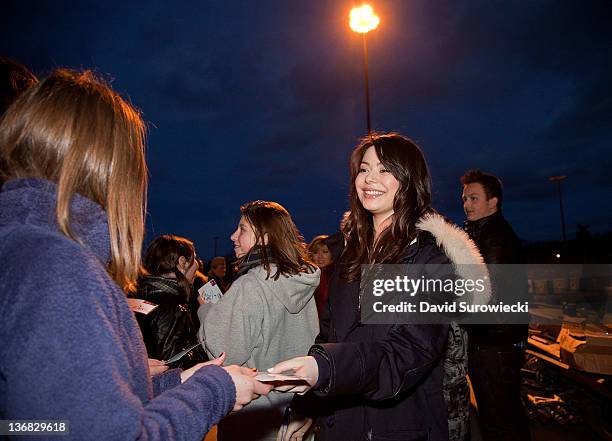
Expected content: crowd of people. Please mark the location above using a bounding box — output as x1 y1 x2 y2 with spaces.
0 57 530 441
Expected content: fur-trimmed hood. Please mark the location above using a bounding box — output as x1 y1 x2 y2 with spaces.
416 212 491 305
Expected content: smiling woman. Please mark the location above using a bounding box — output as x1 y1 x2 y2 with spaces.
271 133 488 441
355 144 401 234
231 216 258 258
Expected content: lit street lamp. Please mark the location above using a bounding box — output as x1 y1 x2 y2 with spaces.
548 175 567 241
350 4 380 134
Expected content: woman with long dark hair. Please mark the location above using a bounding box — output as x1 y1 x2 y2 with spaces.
199 200 320 441
272 133 488 441
132 234 208 369
0 69 270 440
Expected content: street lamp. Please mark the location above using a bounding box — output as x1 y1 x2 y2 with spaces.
350 4 380 134
548 175 567 241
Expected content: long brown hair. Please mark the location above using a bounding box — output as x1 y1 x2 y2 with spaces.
343 133 433 282
0 69 147 290
239 200 315 280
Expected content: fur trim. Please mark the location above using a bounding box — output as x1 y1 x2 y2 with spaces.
416 213 491 305
416 213 483 265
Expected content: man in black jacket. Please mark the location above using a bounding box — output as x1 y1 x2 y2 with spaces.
461 170 531 441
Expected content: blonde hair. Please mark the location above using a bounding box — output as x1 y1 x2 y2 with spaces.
308 235 330 254
0 69 147 290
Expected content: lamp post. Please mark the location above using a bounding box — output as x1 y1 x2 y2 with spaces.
350 4 380 134
548 175 567 241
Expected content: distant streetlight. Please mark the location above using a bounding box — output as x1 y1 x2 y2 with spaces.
548 175 567 241
350 4 380 134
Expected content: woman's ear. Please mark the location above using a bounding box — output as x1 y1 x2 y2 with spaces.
177 255 187 272
262 232 269 245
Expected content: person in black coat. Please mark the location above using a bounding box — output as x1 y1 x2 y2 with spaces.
131 234 208 369
272 134 487 441
461 170 530 441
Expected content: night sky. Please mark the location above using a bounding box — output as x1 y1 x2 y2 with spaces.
2 1 611 259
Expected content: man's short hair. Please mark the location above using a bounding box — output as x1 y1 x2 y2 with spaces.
461 169 503 209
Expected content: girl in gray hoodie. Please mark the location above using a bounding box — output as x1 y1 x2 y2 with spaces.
199 200 320 441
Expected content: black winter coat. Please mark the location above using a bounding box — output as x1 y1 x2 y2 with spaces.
305 230 452 441
464 211 528 346
463 211 522 264
131 276 208 369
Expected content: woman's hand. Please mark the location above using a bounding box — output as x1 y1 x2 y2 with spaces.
180 352 226 383
276 414 314 441
223 365 274 412
268 356 318 394
179 353 272 411
147 358 169 376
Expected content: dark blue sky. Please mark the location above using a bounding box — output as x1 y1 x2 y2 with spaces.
3 1 611 259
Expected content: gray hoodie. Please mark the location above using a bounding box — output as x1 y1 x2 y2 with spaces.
198 265 320 441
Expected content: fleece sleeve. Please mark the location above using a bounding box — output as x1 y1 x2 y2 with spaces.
151 369 182 396
0 243 236 441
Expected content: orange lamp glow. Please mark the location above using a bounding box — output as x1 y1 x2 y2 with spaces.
349 4 380 34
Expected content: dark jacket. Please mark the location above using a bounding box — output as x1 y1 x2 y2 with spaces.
302 213 488 441
0 179 236 440
464 211 522 264
314 263 334 318
464 210 528 346
132 276 208 368
312 232 449 441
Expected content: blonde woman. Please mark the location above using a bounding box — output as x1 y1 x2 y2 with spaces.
0 70 270 440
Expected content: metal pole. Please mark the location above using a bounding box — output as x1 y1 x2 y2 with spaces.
556 181 567 241
549 175 567 242
362 33 372 134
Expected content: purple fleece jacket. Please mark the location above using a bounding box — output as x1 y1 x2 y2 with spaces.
0 179 236 440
